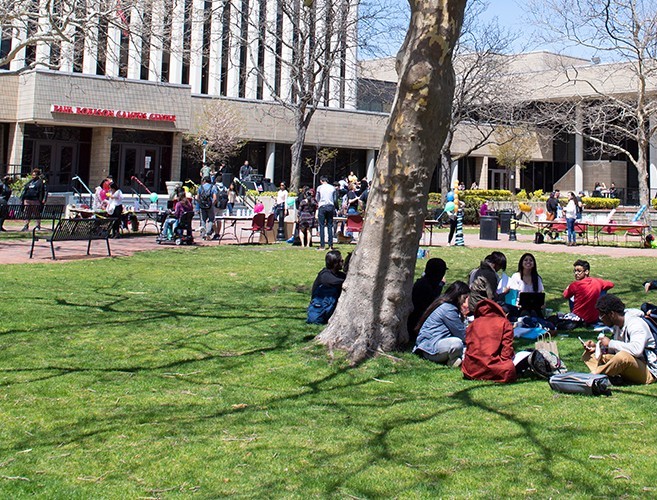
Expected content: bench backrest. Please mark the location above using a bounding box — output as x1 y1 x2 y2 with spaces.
6 204 65 220
51 218 114 241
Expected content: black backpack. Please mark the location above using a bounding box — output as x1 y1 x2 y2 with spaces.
216 189 228 209
640 303 657 347
198 186 213 209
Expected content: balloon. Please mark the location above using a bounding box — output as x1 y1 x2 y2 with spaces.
254 202 264 213
446 191 455 202
445 201 456 212
535 207 544 215
149 192 159 203
286 196 296 208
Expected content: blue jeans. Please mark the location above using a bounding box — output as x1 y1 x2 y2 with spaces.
566 217 576 243
317 205 335 249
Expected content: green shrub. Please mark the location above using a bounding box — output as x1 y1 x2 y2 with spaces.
652 198 657 210
580 197 621 210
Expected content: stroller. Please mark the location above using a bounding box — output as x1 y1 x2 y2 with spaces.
156 210 195 245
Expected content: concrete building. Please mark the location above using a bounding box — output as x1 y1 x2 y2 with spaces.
0 1 654 204
0 0 379 193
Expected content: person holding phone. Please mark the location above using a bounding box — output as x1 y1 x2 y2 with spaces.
581 294 657 385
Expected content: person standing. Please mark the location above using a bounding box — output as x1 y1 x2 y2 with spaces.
565 191 578 246
0 175 12 231
275 182 288 229
196 176 217 239
315 176 336 251
20 168 47 231
545 192 558 221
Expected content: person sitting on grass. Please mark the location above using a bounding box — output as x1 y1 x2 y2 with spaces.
307 250 346 324
461 298 517 383
468 251 508 314
413 281 470 368
508 253 544 318
407 258 448 341
563 259 614 325
581 294 657 385
644 280 657 293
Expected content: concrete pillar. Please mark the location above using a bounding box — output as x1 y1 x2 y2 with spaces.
265 142 276 181
171 132 183 181
169 0 185 84
477 156 489 190
149 0 164 82
575 106 584 193
188 0 205 93
207 1 223 95
127 1 144 80
450 159 459 190
366 149 376 181
7 123 24 174
89 128 113 187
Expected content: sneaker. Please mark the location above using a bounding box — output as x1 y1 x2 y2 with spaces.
448 357 462 368
317 246 325 251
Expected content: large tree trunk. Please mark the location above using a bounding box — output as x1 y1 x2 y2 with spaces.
289 107 314 192
317 0 467 364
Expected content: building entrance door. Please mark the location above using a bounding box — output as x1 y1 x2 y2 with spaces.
120 146 159 193
35 141 78 192
489 169 507 190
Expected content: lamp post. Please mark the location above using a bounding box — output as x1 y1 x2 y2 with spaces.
276 203 286 241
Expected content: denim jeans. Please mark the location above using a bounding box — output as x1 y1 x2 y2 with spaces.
317 205 335 248
566 217 576 243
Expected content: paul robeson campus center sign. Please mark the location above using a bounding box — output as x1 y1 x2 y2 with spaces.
51 105 176 123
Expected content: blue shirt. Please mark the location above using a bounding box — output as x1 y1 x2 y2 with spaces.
413 302 466 355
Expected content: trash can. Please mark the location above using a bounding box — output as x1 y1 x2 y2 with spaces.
479 216 499 240
499 210 513 234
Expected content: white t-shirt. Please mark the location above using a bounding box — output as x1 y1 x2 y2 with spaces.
276 189 288 205
508 272 544 307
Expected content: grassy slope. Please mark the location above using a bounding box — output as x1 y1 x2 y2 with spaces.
1 245 657 498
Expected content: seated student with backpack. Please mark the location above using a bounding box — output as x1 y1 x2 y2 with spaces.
307 250 346 324
581 294 657 385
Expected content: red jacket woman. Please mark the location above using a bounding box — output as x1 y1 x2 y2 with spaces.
462 299 516 383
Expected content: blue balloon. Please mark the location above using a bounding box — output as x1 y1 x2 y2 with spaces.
446 191 455 202
149 192 159 203
445 201 456 213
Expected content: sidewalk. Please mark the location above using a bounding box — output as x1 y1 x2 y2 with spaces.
1 225 653 265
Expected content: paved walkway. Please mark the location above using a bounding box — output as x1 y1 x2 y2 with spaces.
0 223 653 265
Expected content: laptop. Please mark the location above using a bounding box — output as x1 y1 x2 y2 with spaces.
518 292 546 311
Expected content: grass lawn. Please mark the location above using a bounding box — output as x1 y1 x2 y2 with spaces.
1 244 657 498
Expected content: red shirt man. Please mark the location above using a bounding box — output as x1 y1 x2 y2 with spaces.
563 259 614 324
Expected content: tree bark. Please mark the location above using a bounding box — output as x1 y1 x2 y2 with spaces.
289 107 314 192
317 0 467 364
440 129 455 198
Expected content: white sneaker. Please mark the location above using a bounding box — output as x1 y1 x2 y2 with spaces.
448 357 462 368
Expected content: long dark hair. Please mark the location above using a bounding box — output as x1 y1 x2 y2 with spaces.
415 280 470 333
517 252 540 292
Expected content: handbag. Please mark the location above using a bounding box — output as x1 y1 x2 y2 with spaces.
535 332 558 357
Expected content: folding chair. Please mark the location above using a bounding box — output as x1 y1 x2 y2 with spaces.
240 212 267 243
346 214 364 241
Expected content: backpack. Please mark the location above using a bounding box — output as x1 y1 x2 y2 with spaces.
534 231 544 244
306 285 340 324
640 303 657 347
216 188 228 209
198 185 213 209
527 348 567 379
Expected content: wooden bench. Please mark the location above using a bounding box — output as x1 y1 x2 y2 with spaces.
3 204 65 231
30 218 114 260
